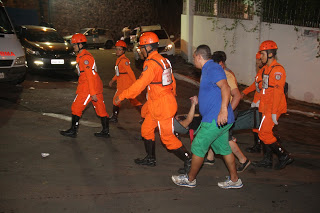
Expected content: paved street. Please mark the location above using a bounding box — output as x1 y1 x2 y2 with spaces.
0 49 319 213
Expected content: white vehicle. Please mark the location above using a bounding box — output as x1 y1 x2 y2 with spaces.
64 28 114 49
0 1 26 84
133 25 175 63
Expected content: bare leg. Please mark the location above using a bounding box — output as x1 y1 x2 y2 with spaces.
222 153 238 182
206 148 215 161
229 140 247 164
188 155 204 181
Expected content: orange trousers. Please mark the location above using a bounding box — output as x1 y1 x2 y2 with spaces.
71 93 109 117
141 113 182 150
258 112 280 144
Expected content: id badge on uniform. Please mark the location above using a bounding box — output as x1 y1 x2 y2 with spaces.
262 74 269 89
115 65 119 76
162 68 173 86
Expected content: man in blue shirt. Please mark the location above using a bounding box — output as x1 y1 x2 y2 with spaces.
171 45 243 189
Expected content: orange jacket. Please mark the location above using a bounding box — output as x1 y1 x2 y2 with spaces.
242 68 263 103
76 49 103 95
119 51 177 120
258 60 287 115
112 54 137 91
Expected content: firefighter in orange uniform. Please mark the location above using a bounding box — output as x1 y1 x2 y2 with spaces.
115 32 191 172
252 40 294 169
60 33 110 138
241 51 263 153
108 40 142 123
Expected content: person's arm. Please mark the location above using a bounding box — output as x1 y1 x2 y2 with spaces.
216 79 230 126
230 88 241 110
241 82 256 97
179 96 198 128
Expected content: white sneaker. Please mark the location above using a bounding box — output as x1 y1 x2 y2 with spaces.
218 176 243 189
171 174 196 188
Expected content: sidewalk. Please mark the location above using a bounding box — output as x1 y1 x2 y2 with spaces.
172 56 320 119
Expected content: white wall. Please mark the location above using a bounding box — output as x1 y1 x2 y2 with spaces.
181 14 320 104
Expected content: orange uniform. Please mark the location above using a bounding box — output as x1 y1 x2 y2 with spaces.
112 54 141 106
71 49 108 118
257 60 287 144
119 51 181 150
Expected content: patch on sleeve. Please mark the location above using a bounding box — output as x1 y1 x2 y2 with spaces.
86 66 90 69
84 60 89 65
125 61 130 66
143 65 148 71
274 72 282 80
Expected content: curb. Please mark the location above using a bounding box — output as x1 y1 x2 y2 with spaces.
173 72 320 118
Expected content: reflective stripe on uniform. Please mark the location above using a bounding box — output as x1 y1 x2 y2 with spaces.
83 94 91 105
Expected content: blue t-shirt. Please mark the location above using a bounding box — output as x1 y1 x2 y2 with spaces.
198 60 235 125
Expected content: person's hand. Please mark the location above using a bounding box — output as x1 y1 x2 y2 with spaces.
217 108 228 127
190 96 198 105
115 96 121 105
272 114 278 125
251 100 260 108
91 94 98 102
108 80 113 87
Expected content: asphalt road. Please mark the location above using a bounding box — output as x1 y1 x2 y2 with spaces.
0 49 319 213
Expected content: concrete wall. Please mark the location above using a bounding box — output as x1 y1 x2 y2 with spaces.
181 14 320 104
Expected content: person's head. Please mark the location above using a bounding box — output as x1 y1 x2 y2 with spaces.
193 45 211 69
71 33 87 53
212 51 227 69
139 32 159 58
256 51 263 69
115 40 127 56
259 40 278 65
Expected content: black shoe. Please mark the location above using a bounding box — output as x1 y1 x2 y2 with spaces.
94 117 110 138
270 141 294 170
109 105 119 123
109 116 118 123
178 158 191 174
237 159 251 173
60 114 80 138
252 143 273 168
246 132 261 153
203 158 215 165
134 156 156 166
60 128 77 138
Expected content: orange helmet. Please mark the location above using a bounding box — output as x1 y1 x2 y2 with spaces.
259 40 278 51
115 40 127 48
256 51 261 59
139 32 159 46
71 33 87 44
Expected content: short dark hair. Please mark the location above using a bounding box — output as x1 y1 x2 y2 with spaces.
195 45 212 60
212 51 226 63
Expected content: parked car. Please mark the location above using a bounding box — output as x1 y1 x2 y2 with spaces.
17 25 77 73
132 25 175 65
0 1 26 84
64 28 114 49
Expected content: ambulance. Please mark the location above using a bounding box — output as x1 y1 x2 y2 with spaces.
0 1 26 84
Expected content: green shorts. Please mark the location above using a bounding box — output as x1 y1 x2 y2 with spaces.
191 120 233 157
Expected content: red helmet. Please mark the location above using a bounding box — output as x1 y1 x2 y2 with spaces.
71 33 87 44
259 40 278 51
256 51 261 59
115 40 127 48
139 32 159 46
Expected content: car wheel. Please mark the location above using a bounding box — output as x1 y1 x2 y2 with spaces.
105 40 113 49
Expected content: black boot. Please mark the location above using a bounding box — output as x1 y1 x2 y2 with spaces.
94 117 110 138
269 141 294 170
246 132 261 153
60 114 80 138
172 145 192 174
109 105 119 123
252 142 273 168
134 139 156 166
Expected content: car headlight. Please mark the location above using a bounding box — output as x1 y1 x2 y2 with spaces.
26 47 40 56
14 55 26 66
164 44 173 52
